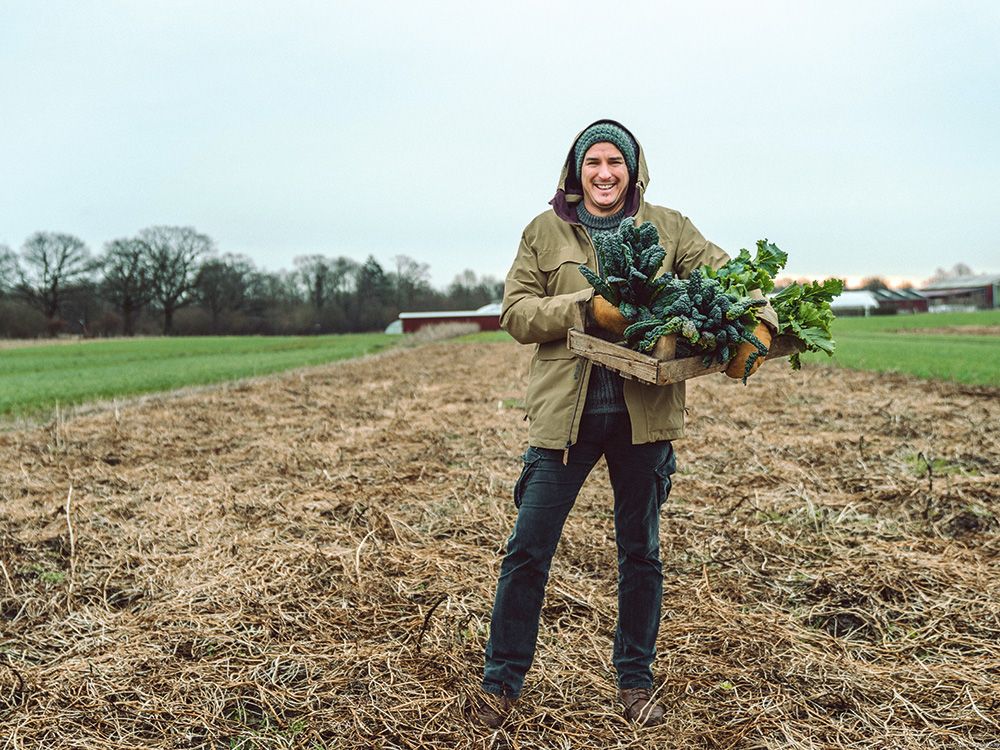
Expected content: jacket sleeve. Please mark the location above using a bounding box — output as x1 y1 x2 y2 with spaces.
673 215 779 333
500 231 594 345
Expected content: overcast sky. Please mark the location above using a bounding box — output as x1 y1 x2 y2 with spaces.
2 0 998 288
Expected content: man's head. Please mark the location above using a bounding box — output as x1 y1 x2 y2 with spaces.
573 122 638 217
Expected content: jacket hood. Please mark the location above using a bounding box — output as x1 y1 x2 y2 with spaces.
549 118 650 223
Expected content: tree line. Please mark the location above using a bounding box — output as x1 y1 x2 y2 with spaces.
0 227 504 338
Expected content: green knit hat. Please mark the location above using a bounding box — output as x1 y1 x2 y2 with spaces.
574 122 638 180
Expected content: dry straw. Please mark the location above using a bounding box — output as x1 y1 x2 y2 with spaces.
0 341 997 749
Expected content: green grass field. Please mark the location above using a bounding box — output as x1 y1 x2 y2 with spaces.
803 332 999 386
0 334 397 418
801 310 1000 387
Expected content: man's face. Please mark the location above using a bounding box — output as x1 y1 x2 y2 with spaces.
580 142 629 216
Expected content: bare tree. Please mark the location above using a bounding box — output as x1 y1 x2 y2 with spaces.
0 244 17 293
329 256 359 303
447 269 503 310
294 255 358 310
196 254 255 329
100 237 155 336
140 226 215 334
928 262 977 283
294 255 333 310
16 232 93 328
247 268 301 308
392 254 431 309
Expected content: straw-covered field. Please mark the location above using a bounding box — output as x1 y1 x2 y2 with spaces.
1 340 998 749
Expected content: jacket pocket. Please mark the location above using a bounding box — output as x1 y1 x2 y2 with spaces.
653 443 677 509
524 354 578 424
538 244 589 297
536 339 578 360
513 447 544 508
537 243 588 272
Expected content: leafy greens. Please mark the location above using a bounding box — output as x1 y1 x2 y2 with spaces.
700 240 843 369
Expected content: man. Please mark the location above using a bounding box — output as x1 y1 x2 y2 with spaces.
472 120 777 729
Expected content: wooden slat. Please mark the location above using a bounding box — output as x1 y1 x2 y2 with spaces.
566 329 660 382
761 335 805 359
566 329 805 386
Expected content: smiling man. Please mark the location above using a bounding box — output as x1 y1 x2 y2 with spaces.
471 120 776 730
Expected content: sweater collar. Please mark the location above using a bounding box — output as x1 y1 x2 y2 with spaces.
575 203 625 232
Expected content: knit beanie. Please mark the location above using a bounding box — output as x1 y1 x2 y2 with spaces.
574 122 638 180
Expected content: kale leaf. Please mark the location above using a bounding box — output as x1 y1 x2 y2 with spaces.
771 278 844 368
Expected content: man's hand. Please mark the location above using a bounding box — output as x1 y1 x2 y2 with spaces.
725 322 772 380
590 295 628 338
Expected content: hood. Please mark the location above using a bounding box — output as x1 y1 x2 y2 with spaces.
549 118 650 224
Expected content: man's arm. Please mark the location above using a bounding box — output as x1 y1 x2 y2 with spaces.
499 232 594 345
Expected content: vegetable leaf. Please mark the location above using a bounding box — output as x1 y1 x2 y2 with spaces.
771 278 844 365
704 239 788 297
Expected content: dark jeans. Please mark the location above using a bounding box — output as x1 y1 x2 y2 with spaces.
482 411 676 698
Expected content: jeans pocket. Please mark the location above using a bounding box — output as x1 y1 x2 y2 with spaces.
513 447 544 508
653 442 677 509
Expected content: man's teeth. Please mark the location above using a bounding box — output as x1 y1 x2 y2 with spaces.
595 183 615 189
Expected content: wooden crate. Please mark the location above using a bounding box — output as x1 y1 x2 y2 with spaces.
566 328 805 386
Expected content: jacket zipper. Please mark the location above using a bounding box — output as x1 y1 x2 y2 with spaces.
562 225 598 465
563 357 587 464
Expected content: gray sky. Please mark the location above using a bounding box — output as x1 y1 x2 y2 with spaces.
2 0 998 288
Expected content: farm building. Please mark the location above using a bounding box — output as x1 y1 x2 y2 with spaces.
395 302 502 333
919 274 1000 311
829 289 929 316
872 288 929 314
829 290 881 316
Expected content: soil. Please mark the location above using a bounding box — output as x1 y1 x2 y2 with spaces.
1 341 997 749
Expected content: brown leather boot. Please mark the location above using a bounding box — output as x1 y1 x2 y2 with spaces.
619 687 666 727
469 690 516 729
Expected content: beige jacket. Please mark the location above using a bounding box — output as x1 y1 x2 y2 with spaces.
501 119 777 450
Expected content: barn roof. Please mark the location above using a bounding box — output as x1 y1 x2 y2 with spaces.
831 290 881 309
398 310 500 320
874 288 926 301
921 274 1000 291
398 301 502 320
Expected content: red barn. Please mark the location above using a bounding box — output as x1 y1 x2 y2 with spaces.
873 288 929 314
396 303 502 333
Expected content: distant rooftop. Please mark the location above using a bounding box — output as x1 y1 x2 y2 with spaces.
398 301 502 320
921 274 1000 290
874 288 926 301
831 290 880 309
